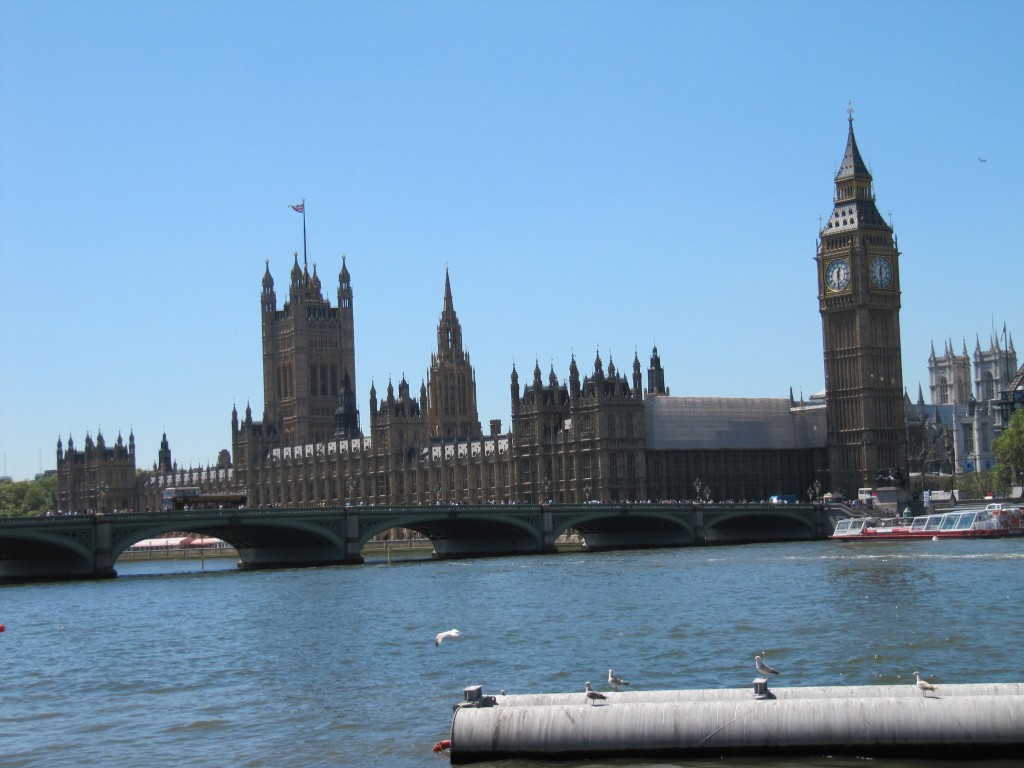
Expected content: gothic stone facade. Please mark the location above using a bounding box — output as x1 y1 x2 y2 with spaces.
56 431 137 514
62 118 917 510
907 332 1018 477
231 262 825 506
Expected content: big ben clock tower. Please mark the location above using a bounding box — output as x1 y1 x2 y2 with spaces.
816 109 907 496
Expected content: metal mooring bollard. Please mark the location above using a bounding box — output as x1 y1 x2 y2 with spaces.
752 678 774 699
454 685 497 711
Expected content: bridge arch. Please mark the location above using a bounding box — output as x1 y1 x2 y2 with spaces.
550 504 698 551
109 513 351 570
0 527 96 581
355 506 545 559
702 506 817 542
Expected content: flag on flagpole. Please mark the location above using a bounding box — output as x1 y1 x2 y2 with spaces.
290 200 308 265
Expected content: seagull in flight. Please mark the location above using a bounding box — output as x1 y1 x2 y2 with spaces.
755 655 780 676
608 669 631 692
434 628 462 647
978 157 987 162
914 671 938 695
584 681 607 705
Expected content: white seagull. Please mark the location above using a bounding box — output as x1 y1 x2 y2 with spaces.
584 681 607 705
608 669 631 692
434 628 462 647
755 655 780 676
914 671 938 695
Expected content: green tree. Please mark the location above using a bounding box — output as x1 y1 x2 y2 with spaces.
0 475 57 517
956 470 995 501
994 409 1024 489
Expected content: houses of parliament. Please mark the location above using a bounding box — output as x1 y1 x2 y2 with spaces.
57 118 1022 514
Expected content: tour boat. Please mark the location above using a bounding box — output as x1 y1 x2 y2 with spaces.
831 505 1023 541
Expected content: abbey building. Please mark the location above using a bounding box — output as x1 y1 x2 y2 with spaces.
905 333 1018 479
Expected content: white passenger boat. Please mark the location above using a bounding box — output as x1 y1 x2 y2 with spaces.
831 505 1023 541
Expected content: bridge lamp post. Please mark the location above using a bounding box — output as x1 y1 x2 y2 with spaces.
345 477 354 507
584 484 591 503
816 468 829 499
96 482 109 515
543 477 551 504
807 479 821 502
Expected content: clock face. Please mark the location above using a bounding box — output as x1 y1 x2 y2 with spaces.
825 258 850 292
870 256 893 288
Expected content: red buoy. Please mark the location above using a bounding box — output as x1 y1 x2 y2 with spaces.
432 739 451 753
0 624 6 632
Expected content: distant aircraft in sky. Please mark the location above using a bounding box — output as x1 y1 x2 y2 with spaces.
978 156 987 162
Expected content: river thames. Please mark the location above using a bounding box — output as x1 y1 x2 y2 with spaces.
2 538 1021 767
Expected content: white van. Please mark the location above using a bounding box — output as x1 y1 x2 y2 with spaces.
858 488 874 502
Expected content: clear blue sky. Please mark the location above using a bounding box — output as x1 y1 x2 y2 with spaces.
2 1 1021 482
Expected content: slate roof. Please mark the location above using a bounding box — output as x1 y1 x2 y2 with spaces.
644 396 827 451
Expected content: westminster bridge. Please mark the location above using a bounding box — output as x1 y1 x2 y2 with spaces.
0 502 836 583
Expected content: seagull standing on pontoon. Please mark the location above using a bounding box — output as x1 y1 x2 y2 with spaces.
434 628 462 647
584 682 607 705
755 655 780 676
914 671 938 695
608 669 631 692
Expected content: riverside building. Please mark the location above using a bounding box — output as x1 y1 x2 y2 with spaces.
65 114 1011 511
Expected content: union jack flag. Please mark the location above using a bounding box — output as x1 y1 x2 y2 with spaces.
290 202 304 213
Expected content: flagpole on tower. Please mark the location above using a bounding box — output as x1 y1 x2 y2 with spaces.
290 199 307 266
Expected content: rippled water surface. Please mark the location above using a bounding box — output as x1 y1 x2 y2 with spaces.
2 538 1022 767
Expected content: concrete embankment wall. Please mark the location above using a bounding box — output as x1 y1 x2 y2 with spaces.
449 683 1024 763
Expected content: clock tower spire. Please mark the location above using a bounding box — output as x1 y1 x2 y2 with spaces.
816 110 907 497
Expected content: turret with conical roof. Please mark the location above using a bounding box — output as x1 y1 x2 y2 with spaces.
822 109 891 237
158 431 172 472
435 268 464 361
647 344 668 395
424 270 481 441
510 363 521 406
